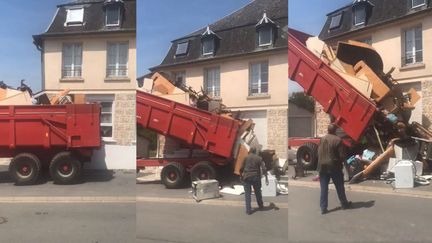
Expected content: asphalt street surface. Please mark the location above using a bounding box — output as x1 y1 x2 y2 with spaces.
288 186 432 242
0 203 135 243
0 166 135 197
137 201 287 243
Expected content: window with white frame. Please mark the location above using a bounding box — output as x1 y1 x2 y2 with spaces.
353 5 366 26
62 43 82 78
107 42 128 77
412 0 426 8
86 95 115 139
202 38 215 55
258 27 273 46
403 26 423 65
249 61 268 95
329 13 343 30
204 67 220 97
106 6 121 26
65 8 84 26
173 71 186 86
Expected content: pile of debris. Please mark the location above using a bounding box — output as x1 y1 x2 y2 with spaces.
0 80 74 106
306 38 432 186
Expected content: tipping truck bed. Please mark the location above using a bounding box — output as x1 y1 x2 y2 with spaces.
288 31 377 143
288 30 378 171
136 90 242 188
0 104 101 185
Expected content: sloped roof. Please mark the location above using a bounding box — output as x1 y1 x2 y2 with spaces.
153 0 288 70
34 0 135 43
319 0 432 41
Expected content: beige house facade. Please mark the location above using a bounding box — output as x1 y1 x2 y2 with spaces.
151 0 288 159
33 0 136 169
317 0 432 135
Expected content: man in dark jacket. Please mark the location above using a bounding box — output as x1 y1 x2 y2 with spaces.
318 124 351 215
240 147 268 215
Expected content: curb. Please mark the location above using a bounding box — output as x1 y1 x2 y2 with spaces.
0 196 136 203
137 196 289 209
289 180 432 199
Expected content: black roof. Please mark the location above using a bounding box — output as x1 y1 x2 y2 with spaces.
34 0 135 45
152 0 288 70
319 0 432 41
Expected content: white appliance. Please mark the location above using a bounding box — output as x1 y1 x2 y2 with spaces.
261 174 277 197
394 160 415 189
192 179 220 201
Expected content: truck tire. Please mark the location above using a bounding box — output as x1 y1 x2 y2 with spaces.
49 152 82 184
190 161 217 181
296 142 318 170
9 153 42 185
161 162 186 189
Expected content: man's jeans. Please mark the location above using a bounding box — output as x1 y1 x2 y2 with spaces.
320 170 348 210
243 176 264 213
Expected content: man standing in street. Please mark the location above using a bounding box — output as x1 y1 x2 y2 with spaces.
240 147 268 215
318 124 351 215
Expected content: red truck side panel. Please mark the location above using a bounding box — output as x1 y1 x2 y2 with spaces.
288 31 377 142
136 90 240 159
0 104 100 149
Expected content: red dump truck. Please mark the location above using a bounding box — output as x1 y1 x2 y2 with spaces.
288 30 379 170
136 90 244 188
0 104 101 185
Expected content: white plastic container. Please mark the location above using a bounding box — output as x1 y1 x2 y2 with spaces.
394 160 415 189
261 174 277 197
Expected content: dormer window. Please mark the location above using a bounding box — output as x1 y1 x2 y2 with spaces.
202 38 214 55
256 12 276 47
329 12 343 30
201 26 219 56
175 41 189 56
258 27 272 46
106 6 121 26
353 4 366 26
104 0 124 27
412 0 426 8
352 0 374 27
65 8 84 26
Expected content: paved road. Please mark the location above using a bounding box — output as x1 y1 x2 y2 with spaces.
288 186 432 242
137 201 287 243
0 166 135 197
0 203 135 243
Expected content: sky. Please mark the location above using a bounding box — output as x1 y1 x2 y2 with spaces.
137 0 252 77
288 0 351 94
0 0 63 92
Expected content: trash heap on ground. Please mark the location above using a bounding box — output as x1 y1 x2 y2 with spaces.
305 37 432 188
137 72 288 197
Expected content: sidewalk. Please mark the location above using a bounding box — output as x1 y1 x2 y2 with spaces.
288 165 432 199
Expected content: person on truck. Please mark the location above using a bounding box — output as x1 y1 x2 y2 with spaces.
318 124 352 215
240 147 269 215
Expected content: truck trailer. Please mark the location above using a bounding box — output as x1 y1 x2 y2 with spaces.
136 90 254 189
0 103 101 185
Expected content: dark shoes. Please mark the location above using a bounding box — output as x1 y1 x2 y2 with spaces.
246 211 252 215
321 208 328 215
342 201 352 210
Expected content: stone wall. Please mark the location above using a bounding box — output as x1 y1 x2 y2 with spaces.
113 93 136 145
267 108 288 159
315 102 330 137
422 80 432 128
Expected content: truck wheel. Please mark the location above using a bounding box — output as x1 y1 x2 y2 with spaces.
49 152 82 184
190 161 217 181
9 153 42 185
161 162 186 189
296 142 318 170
